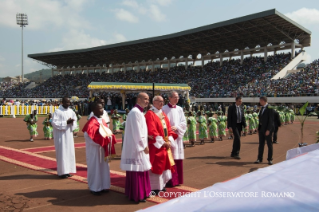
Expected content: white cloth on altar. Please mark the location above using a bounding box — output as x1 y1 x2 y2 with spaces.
162 104 187 160
139 148 319 212
52 105 77 176
120 107 151 172
88 110 110 124
84 116 111 192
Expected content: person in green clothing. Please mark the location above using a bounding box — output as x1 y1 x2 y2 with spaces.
183 108 189 148
207 112 218 143
191 107 196 117
197 111 208 145
247 111 255 135
252 112 258 134
242 111 249 136
187 111 197 147
284 110 291 125
120 108 130 149
279 111 285 126
43 113 53 140
111 109 122 134
290 109 295 124
122 108 130 121
217 111 226 141
24 110 38 142
73 110 82 137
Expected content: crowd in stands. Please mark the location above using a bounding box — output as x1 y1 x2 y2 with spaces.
1 52 318 99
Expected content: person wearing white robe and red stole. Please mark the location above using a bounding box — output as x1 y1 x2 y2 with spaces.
162 91 187 187
87 97 110 125
52 97 77 178
145 96 178 194
82 103 116 195
120 93 152 203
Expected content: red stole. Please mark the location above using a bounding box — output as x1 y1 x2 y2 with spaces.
145 110 178 175
82 117 116 159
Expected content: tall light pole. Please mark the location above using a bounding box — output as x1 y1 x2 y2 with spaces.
16 13 28 83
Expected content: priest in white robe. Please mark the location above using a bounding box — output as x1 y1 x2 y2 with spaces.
82 102 116 195
162 91 187 187
87 98 110 124
145 96 178 194
121 92 152 203
52 97 77 178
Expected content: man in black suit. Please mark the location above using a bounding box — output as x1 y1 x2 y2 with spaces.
227 96 247 159
273 109 281 144
255 97 274 165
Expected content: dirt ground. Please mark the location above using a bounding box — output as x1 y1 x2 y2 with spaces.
0 115 318 211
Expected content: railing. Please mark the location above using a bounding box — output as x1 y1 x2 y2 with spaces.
0 105 76 116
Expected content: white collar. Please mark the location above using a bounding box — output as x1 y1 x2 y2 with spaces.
94 115 103 123
151 106 162 113
59 105 69 111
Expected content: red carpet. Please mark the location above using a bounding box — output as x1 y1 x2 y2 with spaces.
23 139 122 153
0 145 198 204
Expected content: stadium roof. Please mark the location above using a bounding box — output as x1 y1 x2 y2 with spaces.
28 9 311 68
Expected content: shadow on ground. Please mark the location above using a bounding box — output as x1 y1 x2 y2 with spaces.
16 189 139 206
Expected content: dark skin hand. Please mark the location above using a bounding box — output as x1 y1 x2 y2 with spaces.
67 118 74 125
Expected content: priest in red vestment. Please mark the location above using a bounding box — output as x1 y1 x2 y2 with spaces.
82 102 116 195
145 96 178 193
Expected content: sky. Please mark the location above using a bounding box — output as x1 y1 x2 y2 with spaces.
0 0 318 78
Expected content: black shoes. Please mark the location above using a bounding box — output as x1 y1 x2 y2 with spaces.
58 174 72 179
254 159 262 164
90 191 101 196
273 141 279 144
231 155 241 159
268 160 273 165
200 140 205 145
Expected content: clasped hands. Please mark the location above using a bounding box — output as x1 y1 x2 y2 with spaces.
66 118 74 125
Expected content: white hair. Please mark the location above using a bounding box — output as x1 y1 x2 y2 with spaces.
153 95 163 102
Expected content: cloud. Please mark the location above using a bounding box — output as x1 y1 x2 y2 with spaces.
152 0 173 6
0 0 91 30
118 0 168 23
49 30 127 52
114 8 139 23
149 5 166 22
285 8 319 26
122 0 139 8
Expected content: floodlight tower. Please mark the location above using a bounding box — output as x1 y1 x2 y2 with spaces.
16 13 28 83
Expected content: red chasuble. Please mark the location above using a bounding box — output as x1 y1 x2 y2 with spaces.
82 117 116 158
145 110 178 175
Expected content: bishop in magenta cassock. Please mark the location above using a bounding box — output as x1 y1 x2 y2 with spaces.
145 96 178 193
120 93 152 203
162 91 187 187
82 102 116 196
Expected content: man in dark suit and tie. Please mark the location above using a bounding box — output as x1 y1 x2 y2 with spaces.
255 96 274 165
227 96 247 159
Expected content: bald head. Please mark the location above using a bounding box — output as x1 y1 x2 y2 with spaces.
136 92 149 108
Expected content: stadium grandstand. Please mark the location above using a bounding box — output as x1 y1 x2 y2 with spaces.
2 9 316 102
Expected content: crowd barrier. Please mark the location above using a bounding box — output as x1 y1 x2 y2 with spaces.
0 105 78 116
